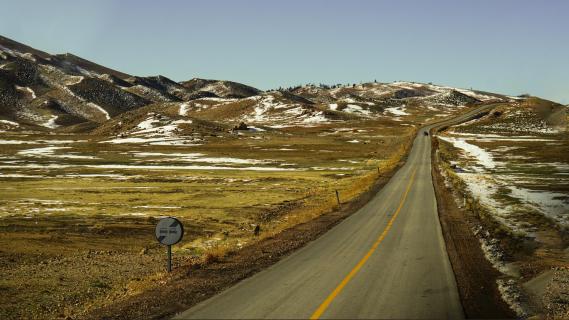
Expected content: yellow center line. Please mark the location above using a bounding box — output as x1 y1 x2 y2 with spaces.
310 168 418 319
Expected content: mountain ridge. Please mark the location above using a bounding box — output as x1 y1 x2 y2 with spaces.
0 34 564 136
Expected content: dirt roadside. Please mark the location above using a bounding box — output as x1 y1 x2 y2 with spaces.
430 129 515 318
83 158 409 319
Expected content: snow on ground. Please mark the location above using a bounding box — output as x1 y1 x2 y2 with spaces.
455 88 496 101
446 132 555 142
478 121 559 134
133 205 182 209
329 103 338 111
301 111 328 124
132 151 271 165
76 66 99 78
198 97 237 102
0 45 37 61
385 106 409 116
441 130 569 232
246 95 292 122
283 106 304 116
103 136 202 146
248 126 265 132
0 139 81 145
179 103 190 116
343 104 372 117
126 85 173 102
15 85 36 99
244 95 332 126
86 102 111 120
42 115 59 129
391 82 423 90
509 187 569 226
64 75 84 86
17 146 97 159
0 120 19 127
59 173 128 179
0 173 47 179
104 115 196 145
438 136 496 170
339 97 358 103
0 163 297 172
139 118 158 130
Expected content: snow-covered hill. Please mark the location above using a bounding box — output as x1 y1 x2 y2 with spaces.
2 34 561 140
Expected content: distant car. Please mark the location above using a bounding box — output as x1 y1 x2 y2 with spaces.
423 131 429 136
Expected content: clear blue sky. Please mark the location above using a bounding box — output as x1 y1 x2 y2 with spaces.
2 0 568 103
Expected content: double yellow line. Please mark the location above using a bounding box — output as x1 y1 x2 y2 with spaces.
310 168 418 319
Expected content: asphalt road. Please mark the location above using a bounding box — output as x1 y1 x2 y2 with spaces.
175 106 493 319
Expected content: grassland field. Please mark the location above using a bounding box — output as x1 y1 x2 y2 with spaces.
0 119 415 319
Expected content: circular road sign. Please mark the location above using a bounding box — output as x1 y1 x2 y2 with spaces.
155 217 184 245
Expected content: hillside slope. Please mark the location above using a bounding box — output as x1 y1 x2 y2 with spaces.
0 35 263 130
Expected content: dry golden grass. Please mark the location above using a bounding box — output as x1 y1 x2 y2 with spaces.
0 120 415 320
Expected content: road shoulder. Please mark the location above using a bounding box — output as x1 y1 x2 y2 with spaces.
430 126 515 318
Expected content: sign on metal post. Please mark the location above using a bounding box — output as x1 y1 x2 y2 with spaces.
155 217 184 272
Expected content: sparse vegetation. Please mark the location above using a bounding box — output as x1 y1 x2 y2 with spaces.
434 99 569 318
0 121 415 319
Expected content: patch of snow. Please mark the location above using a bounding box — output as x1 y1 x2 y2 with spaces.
0 139 80 145
103 136 202 146
284 107 304 116
340 97 357 103
134 205 182 209
125 116 193 140
132 151 271 165
478 120 559 135
447 132 555 142
508 187 569 226
455 89 497 101
248 126 265 132
59 173 127 179
15 85 36 99
385 106 409 116
137 118 158 131
302 111 328 124
133 152 204 157
497 279 528 318
198 97 237 102
0 120 19 127
65 75 84 86
0 163 298 171
172 119 193 125
179 103 190 116
343 104 371 116
17 146 97 159
86 102 111 120
438 136 496 169
42 115 59 129
91 164 296 171
0 173 46 178
310 167 354 171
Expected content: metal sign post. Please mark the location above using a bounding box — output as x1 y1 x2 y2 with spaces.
155 217 184 272
167 245 172 272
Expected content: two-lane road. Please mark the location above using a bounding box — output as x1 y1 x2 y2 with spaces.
175 106 494 319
